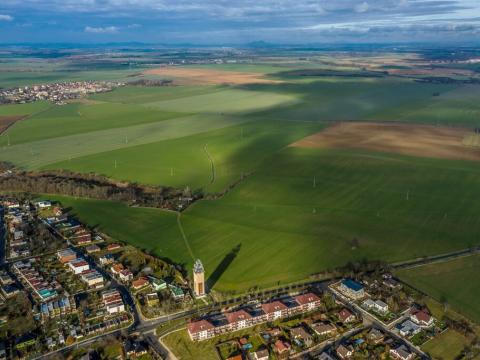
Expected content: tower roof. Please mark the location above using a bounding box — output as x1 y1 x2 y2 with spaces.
193 259 204 274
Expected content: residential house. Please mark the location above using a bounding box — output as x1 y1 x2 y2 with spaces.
119 269 133 283
337 308 356 323
102 289 125 314
110 263 124 276
336 344 354 359
367 328 385 344
261 301 288 321
373 300 389 314
188 319 216 341
294 292 321 312
124 339 148 358
36 201 51 208
85 244 100 254
57 248 77 264
410 309 434 327
107 243 121 251
132 277 149 291
273 340 290 359
225 309 254 331
398 320 421 337
80 269 104 288
338 279 365 300
250 348 269 360
67 259 89 274
290 326 313 347
149 276 167 291
311 322 336 337
390 345 415 360
364 299 389 314
169 285 185 301
99 254 115 266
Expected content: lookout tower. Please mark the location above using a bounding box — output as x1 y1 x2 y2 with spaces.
193 259 206 297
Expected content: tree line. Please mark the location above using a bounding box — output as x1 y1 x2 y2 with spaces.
0 166 203 210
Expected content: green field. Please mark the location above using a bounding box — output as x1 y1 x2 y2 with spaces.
43 146 480 292
3 62 480 296
396 254 480 323
44 120 325 191
422 329 470 360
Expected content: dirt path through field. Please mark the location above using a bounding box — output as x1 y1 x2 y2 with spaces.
143 66 281 85
0 115 26 135
291 121 480 162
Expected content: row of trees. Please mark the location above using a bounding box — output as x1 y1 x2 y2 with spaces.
0 168 202 210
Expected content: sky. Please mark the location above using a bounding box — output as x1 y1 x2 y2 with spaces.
0 0 479 45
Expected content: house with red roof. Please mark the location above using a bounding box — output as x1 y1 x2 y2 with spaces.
107 243 121 251
131 277 149 291
261 301 288 321
119 269 133 283
187 319 215 341
294 292 321 312
274 340 291 358
225 309 254 331
337 308 356 323
410 308 434 327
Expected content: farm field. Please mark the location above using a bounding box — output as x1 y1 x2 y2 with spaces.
43 196 188 264
45 120 325 191
396 254 480 323
0 101 186 145
44 145 480 293
3 60 480 295
292 122 480 162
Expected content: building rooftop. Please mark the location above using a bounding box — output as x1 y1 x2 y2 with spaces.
193 259 204 274
342 278 363 292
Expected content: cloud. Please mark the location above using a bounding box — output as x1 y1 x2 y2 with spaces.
0 14 14 21
355 2 369 13
1 0 480 43
85 25 119 34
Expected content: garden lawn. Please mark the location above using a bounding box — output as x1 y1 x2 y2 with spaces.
422 329 470 360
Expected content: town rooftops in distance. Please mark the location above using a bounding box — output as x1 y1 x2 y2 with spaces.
193 259 204 274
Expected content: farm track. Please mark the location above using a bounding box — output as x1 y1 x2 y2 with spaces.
203 144 215 184
176 213 195 261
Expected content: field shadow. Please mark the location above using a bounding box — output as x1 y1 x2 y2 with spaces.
207 243 241 289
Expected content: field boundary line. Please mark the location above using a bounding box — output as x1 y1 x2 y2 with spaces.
176 213 195 260
203 143 215 184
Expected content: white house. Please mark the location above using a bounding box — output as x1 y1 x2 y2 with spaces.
68 259 89 274
390 345 415 360
373 300 389 314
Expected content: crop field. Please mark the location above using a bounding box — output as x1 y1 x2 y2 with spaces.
396 254 480 323
143 66 281 85
0 115 26 135
43 145 480 292
44 120 325 191
3 60 480 295
292 122 480 162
